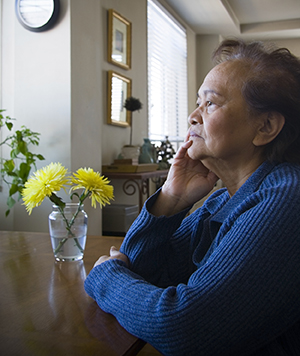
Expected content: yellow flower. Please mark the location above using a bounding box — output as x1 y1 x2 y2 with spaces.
70 168 114 208
22 163 69 214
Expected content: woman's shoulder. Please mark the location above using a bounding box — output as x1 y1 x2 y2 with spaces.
264 162 300 187
257 162 300 207
273 161 300 172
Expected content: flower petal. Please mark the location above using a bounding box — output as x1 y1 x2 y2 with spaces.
22 163 69 214
70 168 114 208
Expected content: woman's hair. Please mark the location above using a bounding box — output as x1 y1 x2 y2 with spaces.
212 39 300 164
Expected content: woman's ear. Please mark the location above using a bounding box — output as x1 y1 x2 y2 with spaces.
253 112 285 147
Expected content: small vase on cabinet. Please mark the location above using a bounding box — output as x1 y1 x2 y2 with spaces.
121 145 140 161
139 138 155 163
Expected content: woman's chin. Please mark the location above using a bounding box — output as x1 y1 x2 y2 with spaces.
187 145 205 161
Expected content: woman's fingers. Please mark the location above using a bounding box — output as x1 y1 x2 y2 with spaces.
174 140 193 159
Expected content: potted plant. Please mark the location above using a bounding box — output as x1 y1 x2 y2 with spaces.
0 110 45 216
121 97 143 162
124 97 142 146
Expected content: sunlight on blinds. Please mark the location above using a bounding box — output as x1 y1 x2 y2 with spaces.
147 0 188 145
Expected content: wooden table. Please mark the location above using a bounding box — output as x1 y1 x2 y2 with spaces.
104 170 168 211
0 230 146 356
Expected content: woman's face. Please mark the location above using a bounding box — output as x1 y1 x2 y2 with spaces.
187 61 261 167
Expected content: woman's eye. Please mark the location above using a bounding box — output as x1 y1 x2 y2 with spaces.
195 100 215 109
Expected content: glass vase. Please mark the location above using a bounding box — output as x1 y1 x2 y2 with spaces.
48 203 88 262
139 138 155 163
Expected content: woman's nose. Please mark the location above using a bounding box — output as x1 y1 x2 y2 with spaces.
188 108 202 125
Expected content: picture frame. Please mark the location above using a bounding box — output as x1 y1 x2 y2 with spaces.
107 70 132 127
108 9 131 70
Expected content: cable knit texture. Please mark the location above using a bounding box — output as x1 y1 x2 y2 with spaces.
84 161 300 355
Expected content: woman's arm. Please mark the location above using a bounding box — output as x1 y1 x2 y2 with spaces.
120 199 207 286
85 181 300 356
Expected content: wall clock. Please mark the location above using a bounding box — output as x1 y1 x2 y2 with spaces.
15 0 60 32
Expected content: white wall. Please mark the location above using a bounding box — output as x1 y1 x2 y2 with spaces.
70 0 103 234
196 34 220 90
1 0 71 232
273 38 300 57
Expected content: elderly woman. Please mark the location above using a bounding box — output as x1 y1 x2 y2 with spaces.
85 39 300 355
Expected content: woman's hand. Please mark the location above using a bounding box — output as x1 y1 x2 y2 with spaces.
150 140 219 216
93 246 129 268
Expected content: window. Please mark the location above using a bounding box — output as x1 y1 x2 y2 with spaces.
147 0 188 149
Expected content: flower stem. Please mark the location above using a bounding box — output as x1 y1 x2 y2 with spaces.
53 234 83 254
53 200 87 255
53 237 68 254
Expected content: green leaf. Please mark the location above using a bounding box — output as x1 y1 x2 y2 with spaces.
7 196 16 209
9 184 19 196
49 193 65 210
11 175 20 184
6 171 18 177
10 148 19 159
36 154 45 160
25 152 34 165
18 141 27 155
6 122 13 131
19 162 31 181
3 159 15 173
17 191 23 200
15 130 22 140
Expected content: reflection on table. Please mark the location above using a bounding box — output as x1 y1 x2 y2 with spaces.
0 230 145 356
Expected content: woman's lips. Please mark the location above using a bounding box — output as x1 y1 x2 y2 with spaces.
189 131 201 138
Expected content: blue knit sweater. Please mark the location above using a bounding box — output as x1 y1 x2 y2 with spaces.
84 161 300 355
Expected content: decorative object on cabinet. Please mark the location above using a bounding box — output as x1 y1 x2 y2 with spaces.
107 71 132 127
102 163 158 173
15 0 60 32
120 145 140 161
108 9 131 70
124 97 143 146
156 136 176 169
139 138 156 164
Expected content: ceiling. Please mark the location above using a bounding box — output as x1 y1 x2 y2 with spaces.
164 0 300 40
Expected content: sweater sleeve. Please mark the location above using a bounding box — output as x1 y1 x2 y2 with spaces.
84 169 300 356
118 189 209 286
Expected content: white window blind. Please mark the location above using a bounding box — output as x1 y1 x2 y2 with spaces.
147 0 188 146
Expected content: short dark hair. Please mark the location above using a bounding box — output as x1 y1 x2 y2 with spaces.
212 39 300 164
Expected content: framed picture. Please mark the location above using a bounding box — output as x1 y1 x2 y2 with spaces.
107 70 132 127
108 9 131 70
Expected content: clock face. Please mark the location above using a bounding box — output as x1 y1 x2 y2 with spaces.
15 0 60 32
